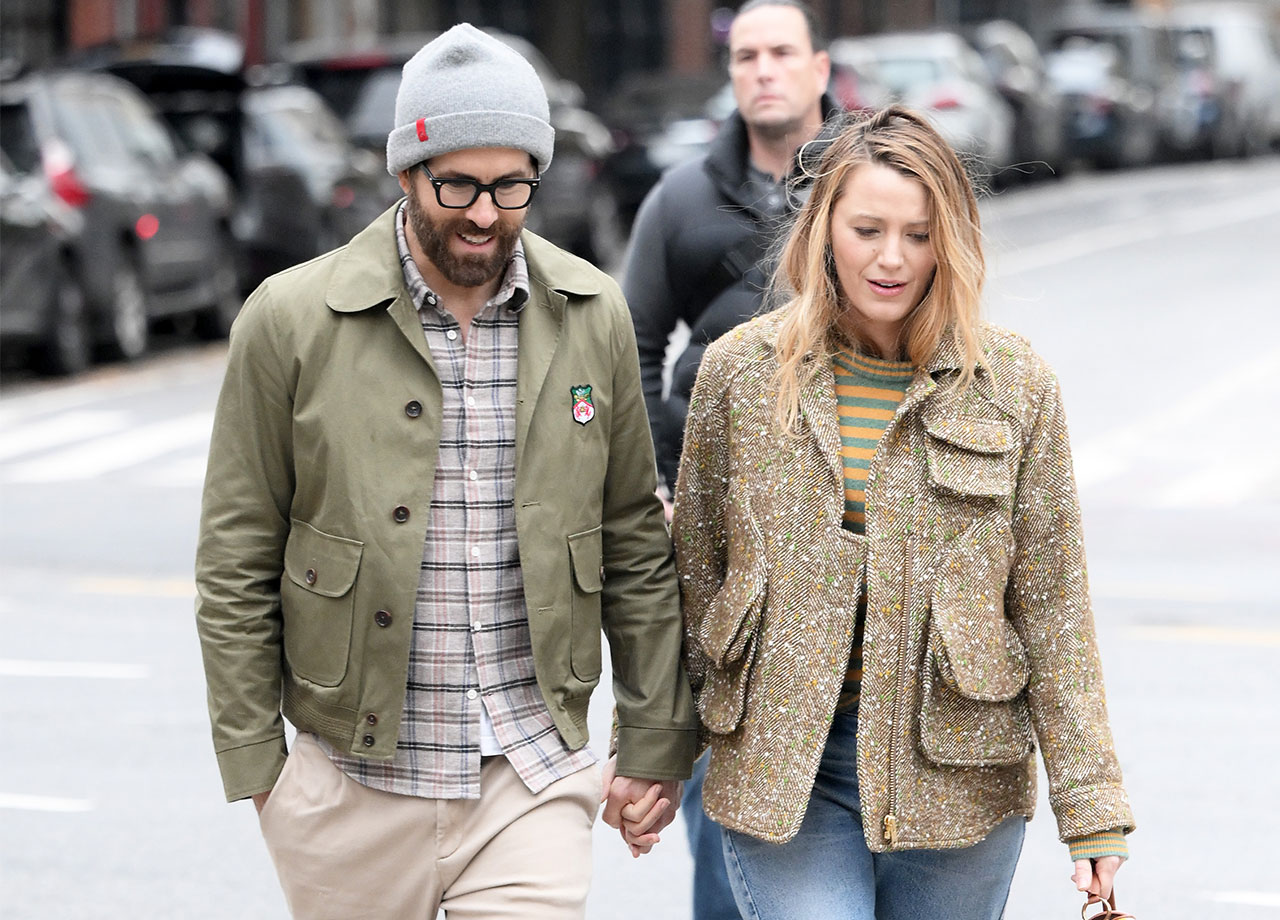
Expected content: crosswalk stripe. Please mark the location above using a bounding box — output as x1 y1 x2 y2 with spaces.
2 412 214 483
0 410 131 462
0 794 94 813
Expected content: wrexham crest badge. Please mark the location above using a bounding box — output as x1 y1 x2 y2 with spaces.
570 384 595 425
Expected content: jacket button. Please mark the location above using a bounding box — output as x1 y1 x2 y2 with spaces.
405 400 422 418
304 568 317 585
374 609 392 627
362 734 375 747
366 713 378 726
393 505 410 522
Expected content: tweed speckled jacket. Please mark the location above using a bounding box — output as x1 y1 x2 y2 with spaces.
672 311 1135 851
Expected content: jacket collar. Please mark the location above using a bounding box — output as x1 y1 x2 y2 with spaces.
324 200 602 315
703 94 840 210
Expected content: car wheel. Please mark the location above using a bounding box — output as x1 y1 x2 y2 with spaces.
38 262 92 376
105 255 149 361
194 234 242 340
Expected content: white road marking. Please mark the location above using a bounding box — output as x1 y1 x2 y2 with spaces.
993 187 1280 276
1118 625 1280 647
1 412 214 483
1072 348 1280 488
0 659 148 679
1205 891 1280 908
0 410 131 461
0 794 93 813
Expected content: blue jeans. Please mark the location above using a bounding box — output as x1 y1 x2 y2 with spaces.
721 711 1025 920
683 750 743 919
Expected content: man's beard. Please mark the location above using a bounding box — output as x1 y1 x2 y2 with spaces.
405 184 522 289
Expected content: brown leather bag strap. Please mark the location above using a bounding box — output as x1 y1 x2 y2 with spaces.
1082 887 1136 920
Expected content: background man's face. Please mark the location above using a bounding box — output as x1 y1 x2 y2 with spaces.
728 4 830 140
400 146 534 289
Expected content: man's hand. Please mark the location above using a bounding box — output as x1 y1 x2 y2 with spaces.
251 790 271 815
599 755 683 858
1072 855 1123 901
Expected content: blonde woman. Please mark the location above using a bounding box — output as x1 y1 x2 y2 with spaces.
670 106 1134 918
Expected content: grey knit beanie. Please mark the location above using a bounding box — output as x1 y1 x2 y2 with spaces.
386 23 554 177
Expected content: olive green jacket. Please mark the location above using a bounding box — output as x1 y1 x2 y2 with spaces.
673 312 1135 850
196 204 697 802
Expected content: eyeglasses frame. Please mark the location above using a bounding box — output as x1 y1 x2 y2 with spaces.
416 162 540 210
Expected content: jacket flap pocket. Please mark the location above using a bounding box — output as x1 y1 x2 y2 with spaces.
568 525 603 594
697 561 766 668
924 417 1015 498
284 520 363 598
923 415 1015 453
698 632 756 735
930 520 1027 700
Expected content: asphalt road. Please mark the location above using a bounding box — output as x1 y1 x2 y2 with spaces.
2 155 1279 919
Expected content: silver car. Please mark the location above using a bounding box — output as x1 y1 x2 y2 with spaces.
829 31 1015 181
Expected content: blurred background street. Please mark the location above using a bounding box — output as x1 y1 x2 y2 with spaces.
2 0 1280 918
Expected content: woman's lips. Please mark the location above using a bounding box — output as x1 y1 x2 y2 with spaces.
868 279 907 295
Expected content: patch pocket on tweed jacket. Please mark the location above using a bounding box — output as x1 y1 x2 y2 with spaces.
923 415 1015 497
695 557 766 735
918 517 1032 767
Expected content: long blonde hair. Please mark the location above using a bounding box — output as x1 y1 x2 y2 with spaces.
772 105 986 433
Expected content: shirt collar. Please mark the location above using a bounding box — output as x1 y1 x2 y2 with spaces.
394 201 530 316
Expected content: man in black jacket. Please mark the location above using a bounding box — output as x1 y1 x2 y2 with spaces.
624 0 839 498
621 2 840 917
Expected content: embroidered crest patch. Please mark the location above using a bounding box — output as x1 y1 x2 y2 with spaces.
570 385 595 425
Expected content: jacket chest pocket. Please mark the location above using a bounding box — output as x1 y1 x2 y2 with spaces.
280 520 363 688
918 517 1033 767
923 415 1015 499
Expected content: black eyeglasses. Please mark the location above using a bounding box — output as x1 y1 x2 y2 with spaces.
416 163 540 210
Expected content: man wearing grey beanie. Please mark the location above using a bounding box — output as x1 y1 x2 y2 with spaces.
195 22 697 918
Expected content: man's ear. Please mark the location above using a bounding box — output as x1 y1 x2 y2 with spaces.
397 169 413 196
814 49 831 88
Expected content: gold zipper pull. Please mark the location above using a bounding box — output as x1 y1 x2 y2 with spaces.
883 814 898 846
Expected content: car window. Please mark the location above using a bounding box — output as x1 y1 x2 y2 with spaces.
48 91 133 170
0 103 41 174
347 68 400 143
876 58 943 95
109 92 178 166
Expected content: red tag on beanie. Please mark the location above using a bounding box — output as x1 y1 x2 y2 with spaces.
416 118 428 142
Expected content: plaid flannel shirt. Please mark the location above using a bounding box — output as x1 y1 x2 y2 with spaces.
320 205 596 797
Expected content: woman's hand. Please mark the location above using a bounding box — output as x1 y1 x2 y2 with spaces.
1073 856 1123 901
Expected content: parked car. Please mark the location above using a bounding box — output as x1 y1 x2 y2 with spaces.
1168 25 1234 159
0 149 90 374
829 31 1015 184
1173 2 1280 155
284 30 625 265
73 28 388 290
1047 8 1182 163
1046 38 1161 169
967 19 1069 180
597 71 727 229
0 69 238 360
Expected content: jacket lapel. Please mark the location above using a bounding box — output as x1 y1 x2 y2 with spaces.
515 283 565 468
798 357 844 489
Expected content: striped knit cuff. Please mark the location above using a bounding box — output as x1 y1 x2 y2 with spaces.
1068 829 1129 861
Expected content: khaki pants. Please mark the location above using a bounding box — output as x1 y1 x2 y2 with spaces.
258 733 599 919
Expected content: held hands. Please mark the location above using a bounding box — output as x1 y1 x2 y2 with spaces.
599 755 683 858
1073 856 1123 901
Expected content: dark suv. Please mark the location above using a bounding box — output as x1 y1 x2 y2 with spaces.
0 70 239 361
284 30 625 267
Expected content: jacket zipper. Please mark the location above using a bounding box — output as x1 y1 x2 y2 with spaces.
883 529 913 847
